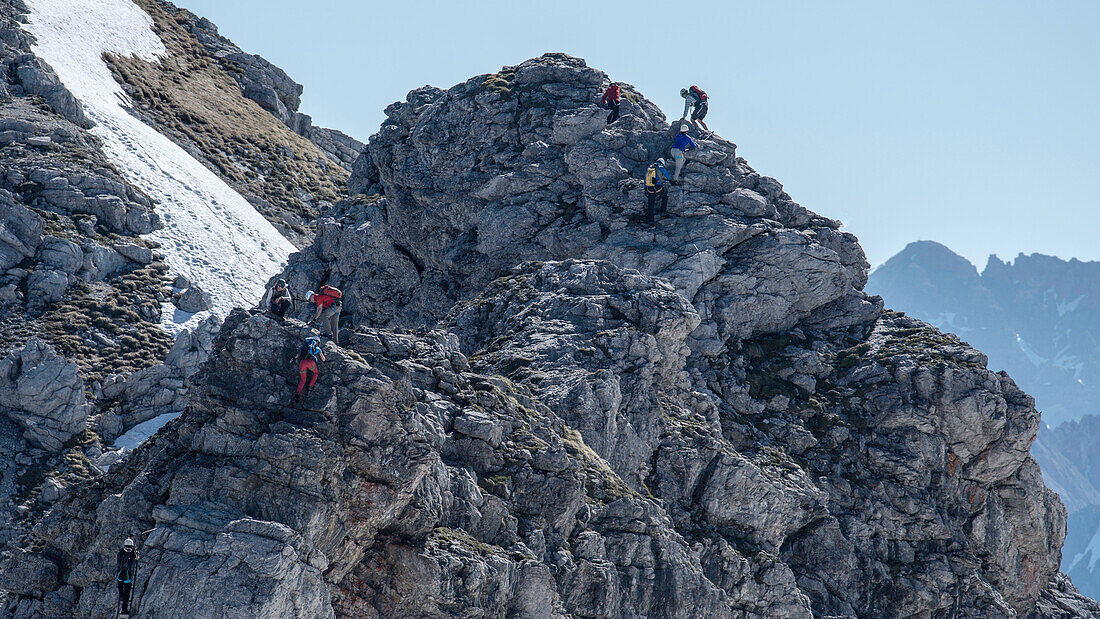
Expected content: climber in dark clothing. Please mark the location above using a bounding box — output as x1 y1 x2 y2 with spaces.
263 279 293 319
116 538 138 615
644 158 673 223
292 337 325 404
601 83 622 125
680 85 710 132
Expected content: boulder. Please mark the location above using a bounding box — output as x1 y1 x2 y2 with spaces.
26 268 69 308
79 241 128 281
12 54 86 126
112 241 152 265
36 235 83 274
175 284 213 313
0 201 44 271
0 338 89 451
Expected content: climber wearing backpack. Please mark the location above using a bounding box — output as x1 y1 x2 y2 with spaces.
670 124 698 182
680 85 710 132
644 158 673 224
292 336 326 404
600 83 622 125
116 538 138 616
262 278 293 320
308 284 342 345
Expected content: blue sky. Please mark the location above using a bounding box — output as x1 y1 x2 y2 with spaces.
176 0 1099 269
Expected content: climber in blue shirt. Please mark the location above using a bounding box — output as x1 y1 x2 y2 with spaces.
670 124 697 182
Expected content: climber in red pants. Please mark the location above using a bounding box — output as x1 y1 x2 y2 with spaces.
292 336 325 404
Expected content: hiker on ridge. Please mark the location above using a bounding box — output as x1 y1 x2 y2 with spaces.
116 538 138 616
601 83 622 125
670 124 697 182
644 158 673 224
680 85 709 132
307 284 342 345
292 336 325 404
261 278 293 320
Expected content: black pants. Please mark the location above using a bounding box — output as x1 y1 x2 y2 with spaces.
646 187 668 222
118 580 132 612
270 297 291 318
606 100 620 124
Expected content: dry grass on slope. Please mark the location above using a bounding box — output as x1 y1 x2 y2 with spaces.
104 0 349 246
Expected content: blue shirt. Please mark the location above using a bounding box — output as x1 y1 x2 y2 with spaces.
672 134 697 151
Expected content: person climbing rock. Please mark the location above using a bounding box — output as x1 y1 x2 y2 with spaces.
670 124 698 182
600 83 622 124
262 278 293 320
680 85 709 132
644 158 673 224
308 284 342 345
116 538 138 616
292 336 325 404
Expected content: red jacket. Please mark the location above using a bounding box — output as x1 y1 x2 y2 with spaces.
314 292 338 308
601 85 621 105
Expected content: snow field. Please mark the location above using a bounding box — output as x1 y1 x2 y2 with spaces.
24 0 296 335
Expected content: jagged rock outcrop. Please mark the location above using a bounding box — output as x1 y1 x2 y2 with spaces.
870 242 1100 601
0 3 85 127
4 53 1097 618
6 310 733 617
868 241 1100 427
0 337 88 451
96 315 219 441
284 54 877 352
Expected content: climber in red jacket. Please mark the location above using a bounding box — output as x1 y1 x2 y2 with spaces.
292 337 326 404
308 284 342 345
601 83 622 125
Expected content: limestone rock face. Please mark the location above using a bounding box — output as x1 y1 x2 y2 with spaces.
0 338 89 452
8 310 732 618
285 54 876 353
97 315 221 441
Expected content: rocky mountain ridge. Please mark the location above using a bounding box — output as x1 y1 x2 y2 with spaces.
868 240 1100 602
1 49 1095 617
867 240 1100 428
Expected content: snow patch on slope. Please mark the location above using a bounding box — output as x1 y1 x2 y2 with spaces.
1015 334 1046 368
24 0 295 335
1058 295 1085 317
1068 524 1100 574
112 412 181 452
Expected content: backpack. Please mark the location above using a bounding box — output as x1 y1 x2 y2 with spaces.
318 284 342 300
298 338 322 362
690 85 707 101
644 166 660 189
